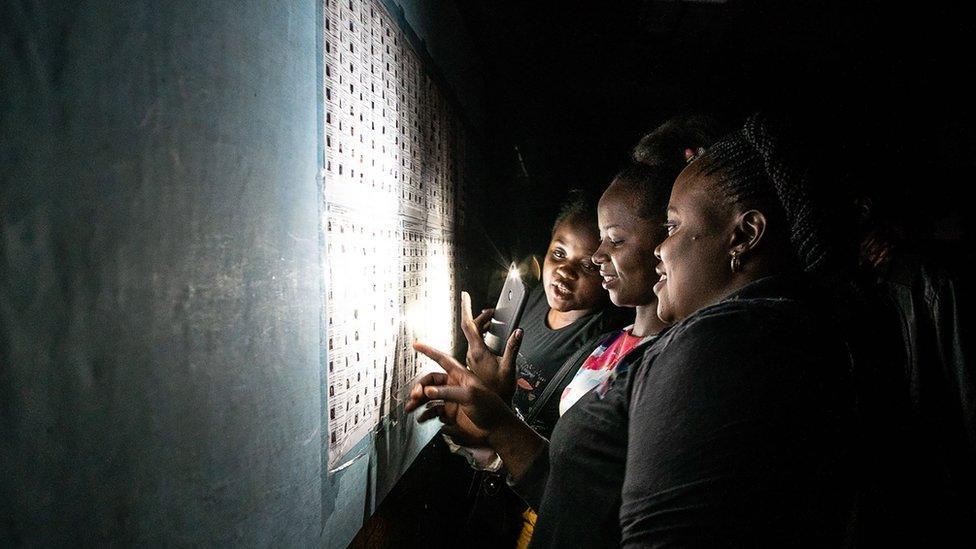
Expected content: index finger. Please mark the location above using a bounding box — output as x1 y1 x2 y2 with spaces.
412 341 465 375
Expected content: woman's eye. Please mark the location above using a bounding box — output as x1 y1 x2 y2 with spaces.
581 261 599 273
551 249 566 260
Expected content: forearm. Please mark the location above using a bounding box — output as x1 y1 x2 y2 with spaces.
487 411 547 481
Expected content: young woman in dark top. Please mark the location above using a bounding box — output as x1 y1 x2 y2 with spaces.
407 114 856 547
451 192 628 547
510 192 630 439
453 192 626 449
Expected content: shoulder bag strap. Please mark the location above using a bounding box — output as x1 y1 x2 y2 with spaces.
523 330 618 424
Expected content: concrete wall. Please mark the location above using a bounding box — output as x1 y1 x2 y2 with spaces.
1 2 322 544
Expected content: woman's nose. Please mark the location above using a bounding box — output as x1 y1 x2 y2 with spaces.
592 242 608 265
555 263 577 280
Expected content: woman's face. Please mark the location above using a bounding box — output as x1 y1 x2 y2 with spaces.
653 165 737 323
592 182 664 308
542 218 606 312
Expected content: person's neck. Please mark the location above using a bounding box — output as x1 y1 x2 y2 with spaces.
632 303 667 338
547 307 593 330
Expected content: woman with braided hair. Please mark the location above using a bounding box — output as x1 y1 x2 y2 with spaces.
407 114 855 547
621 114 856 545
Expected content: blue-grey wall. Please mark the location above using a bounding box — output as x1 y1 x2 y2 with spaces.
1 1 488 545
1 1 322 545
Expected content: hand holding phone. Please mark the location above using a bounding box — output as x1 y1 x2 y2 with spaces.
484 264 529 356
460 291 521 403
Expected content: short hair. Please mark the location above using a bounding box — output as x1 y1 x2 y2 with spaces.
610 163 675 220
552 189 598 234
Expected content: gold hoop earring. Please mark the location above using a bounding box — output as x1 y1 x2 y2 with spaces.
730 251 741 273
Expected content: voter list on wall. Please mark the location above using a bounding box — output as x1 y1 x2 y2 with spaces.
321 0 464 469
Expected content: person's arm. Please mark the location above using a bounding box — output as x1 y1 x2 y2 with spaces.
504 436 550 510
487 410 548 482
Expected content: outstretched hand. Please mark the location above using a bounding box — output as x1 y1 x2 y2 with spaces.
405 341 516 447
460 291 522 403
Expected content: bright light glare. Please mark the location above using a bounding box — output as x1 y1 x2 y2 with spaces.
321 0 463 468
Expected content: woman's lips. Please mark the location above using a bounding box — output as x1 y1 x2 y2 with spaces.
551 280 574 299
653 272 667 294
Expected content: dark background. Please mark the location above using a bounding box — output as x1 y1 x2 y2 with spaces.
460 0 974 259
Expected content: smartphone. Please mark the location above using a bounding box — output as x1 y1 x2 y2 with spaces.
484 264 529 356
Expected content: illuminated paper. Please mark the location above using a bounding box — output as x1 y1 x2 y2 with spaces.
322 0 464 469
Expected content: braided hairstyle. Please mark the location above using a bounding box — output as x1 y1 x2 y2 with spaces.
689 113 836 274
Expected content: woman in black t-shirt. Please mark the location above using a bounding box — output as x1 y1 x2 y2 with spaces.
508 192 633 439
451 192 627 546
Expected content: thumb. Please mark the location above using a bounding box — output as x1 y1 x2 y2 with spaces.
424 384 471 405
460 291 475 327
500 328 523 372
